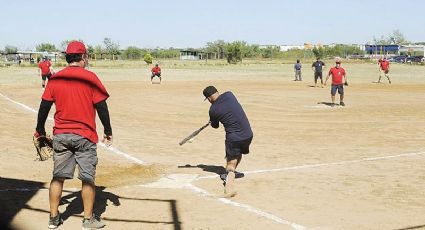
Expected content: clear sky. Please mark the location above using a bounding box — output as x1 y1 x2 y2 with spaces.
1 0 424 50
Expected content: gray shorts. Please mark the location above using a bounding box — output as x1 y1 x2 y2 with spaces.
52 133 98 183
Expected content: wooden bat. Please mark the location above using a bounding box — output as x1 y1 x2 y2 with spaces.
179 122 210 146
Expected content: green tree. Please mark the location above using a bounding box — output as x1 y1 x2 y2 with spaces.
388 29 409 45
87 45 95 55
261 46 280 58
225 41 243 64
144 53 153 64
103 37 120 59
36 43 57 52
373 29 410 45
4 45 18 54
205 40 227 59
122 46 143 59
312 47 325 59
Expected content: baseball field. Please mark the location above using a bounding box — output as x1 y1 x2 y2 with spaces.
1 60 424 230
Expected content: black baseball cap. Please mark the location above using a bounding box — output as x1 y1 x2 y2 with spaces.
203 86 218 100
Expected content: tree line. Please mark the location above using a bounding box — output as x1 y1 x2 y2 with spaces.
1 30 418 64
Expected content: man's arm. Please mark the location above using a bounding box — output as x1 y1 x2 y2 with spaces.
209 111 219 129
94 100 112 135
35 100 53 136
324 72 331 86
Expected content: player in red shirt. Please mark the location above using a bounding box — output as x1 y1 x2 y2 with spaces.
376 57 391 84
34 41 112 229
38 56 54 88
324 60 347 106
151 63 162 84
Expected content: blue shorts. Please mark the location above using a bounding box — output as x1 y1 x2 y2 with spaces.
331 84 344 96
52 134 98 183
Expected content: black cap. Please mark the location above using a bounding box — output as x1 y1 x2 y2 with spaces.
203 86 218 100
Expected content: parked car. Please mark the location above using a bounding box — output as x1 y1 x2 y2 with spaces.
406 56 424 64
388 55 407 63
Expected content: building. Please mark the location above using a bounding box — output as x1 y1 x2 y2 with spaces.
365 45 399 55
179 50 216 60
399 45 425 56
279 45 305 52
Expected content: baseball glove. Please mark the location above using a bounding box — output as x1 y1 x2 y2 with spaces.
33 135 53 161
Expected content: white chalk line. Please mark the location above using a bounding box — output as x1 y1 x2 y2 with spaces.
1 91 306 228
196 151 425 180
2 92 424 229
185 184 306 230
0 92 146 165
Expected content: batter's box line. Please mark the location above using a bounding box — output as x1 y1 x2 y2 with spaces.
185 184 306 230
196 151 425 180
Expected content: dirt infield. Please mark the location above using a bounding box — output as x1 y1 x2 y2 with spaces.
1 61 425 230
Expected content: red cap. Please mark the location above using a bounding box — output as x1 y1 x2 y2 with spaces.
66 41 87 54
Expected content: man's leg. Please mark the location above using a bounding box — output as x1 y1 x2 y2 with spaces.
386 73 391 84
49 177 65 217
81 181 96 219
299 71 302 81
377 70 382 83
314 73 318 86
224 156 240 197
320 74 324 87
331 85 336 106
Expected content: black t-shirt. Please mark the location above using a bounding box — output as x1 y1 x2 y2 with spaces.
209 91 253 142
312 61 325 72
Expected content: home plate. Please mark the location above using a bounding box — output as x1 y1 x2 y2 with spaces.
140 174 198 189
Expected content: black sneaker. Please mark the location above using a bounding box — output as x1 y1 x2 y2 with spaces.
48 213 63 229
340 102 345 106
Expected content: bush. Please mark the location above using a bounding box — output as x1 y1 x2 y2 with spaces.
144 53 153 64
122 46 143 60
226 41 243 64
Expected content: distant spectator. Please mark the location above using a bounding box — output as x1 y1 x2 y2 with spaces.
294 59 302 81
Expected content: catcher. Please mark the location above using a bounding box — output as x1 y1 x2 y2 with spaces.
34 41 112 229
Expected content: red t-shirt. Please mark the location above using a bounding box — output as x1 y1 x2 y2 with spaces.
380 60 389 70
38 61 52 75
42 66 109 143
151 66 161 73
328 67 346 85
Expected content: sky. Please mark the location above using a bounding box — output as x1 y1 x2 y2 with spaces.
1 0 424 50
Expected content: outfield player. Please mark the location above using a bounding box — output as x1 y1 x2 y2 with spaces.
203 86 253 197
294 59 302 81
312 58 325 87
324 60 347 106
35 41 112 229
377 57 391 84
38 56 54 89
151 63 162 84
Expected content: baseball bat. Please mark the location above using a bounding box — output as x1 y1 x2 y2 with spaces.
179 122 210 146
